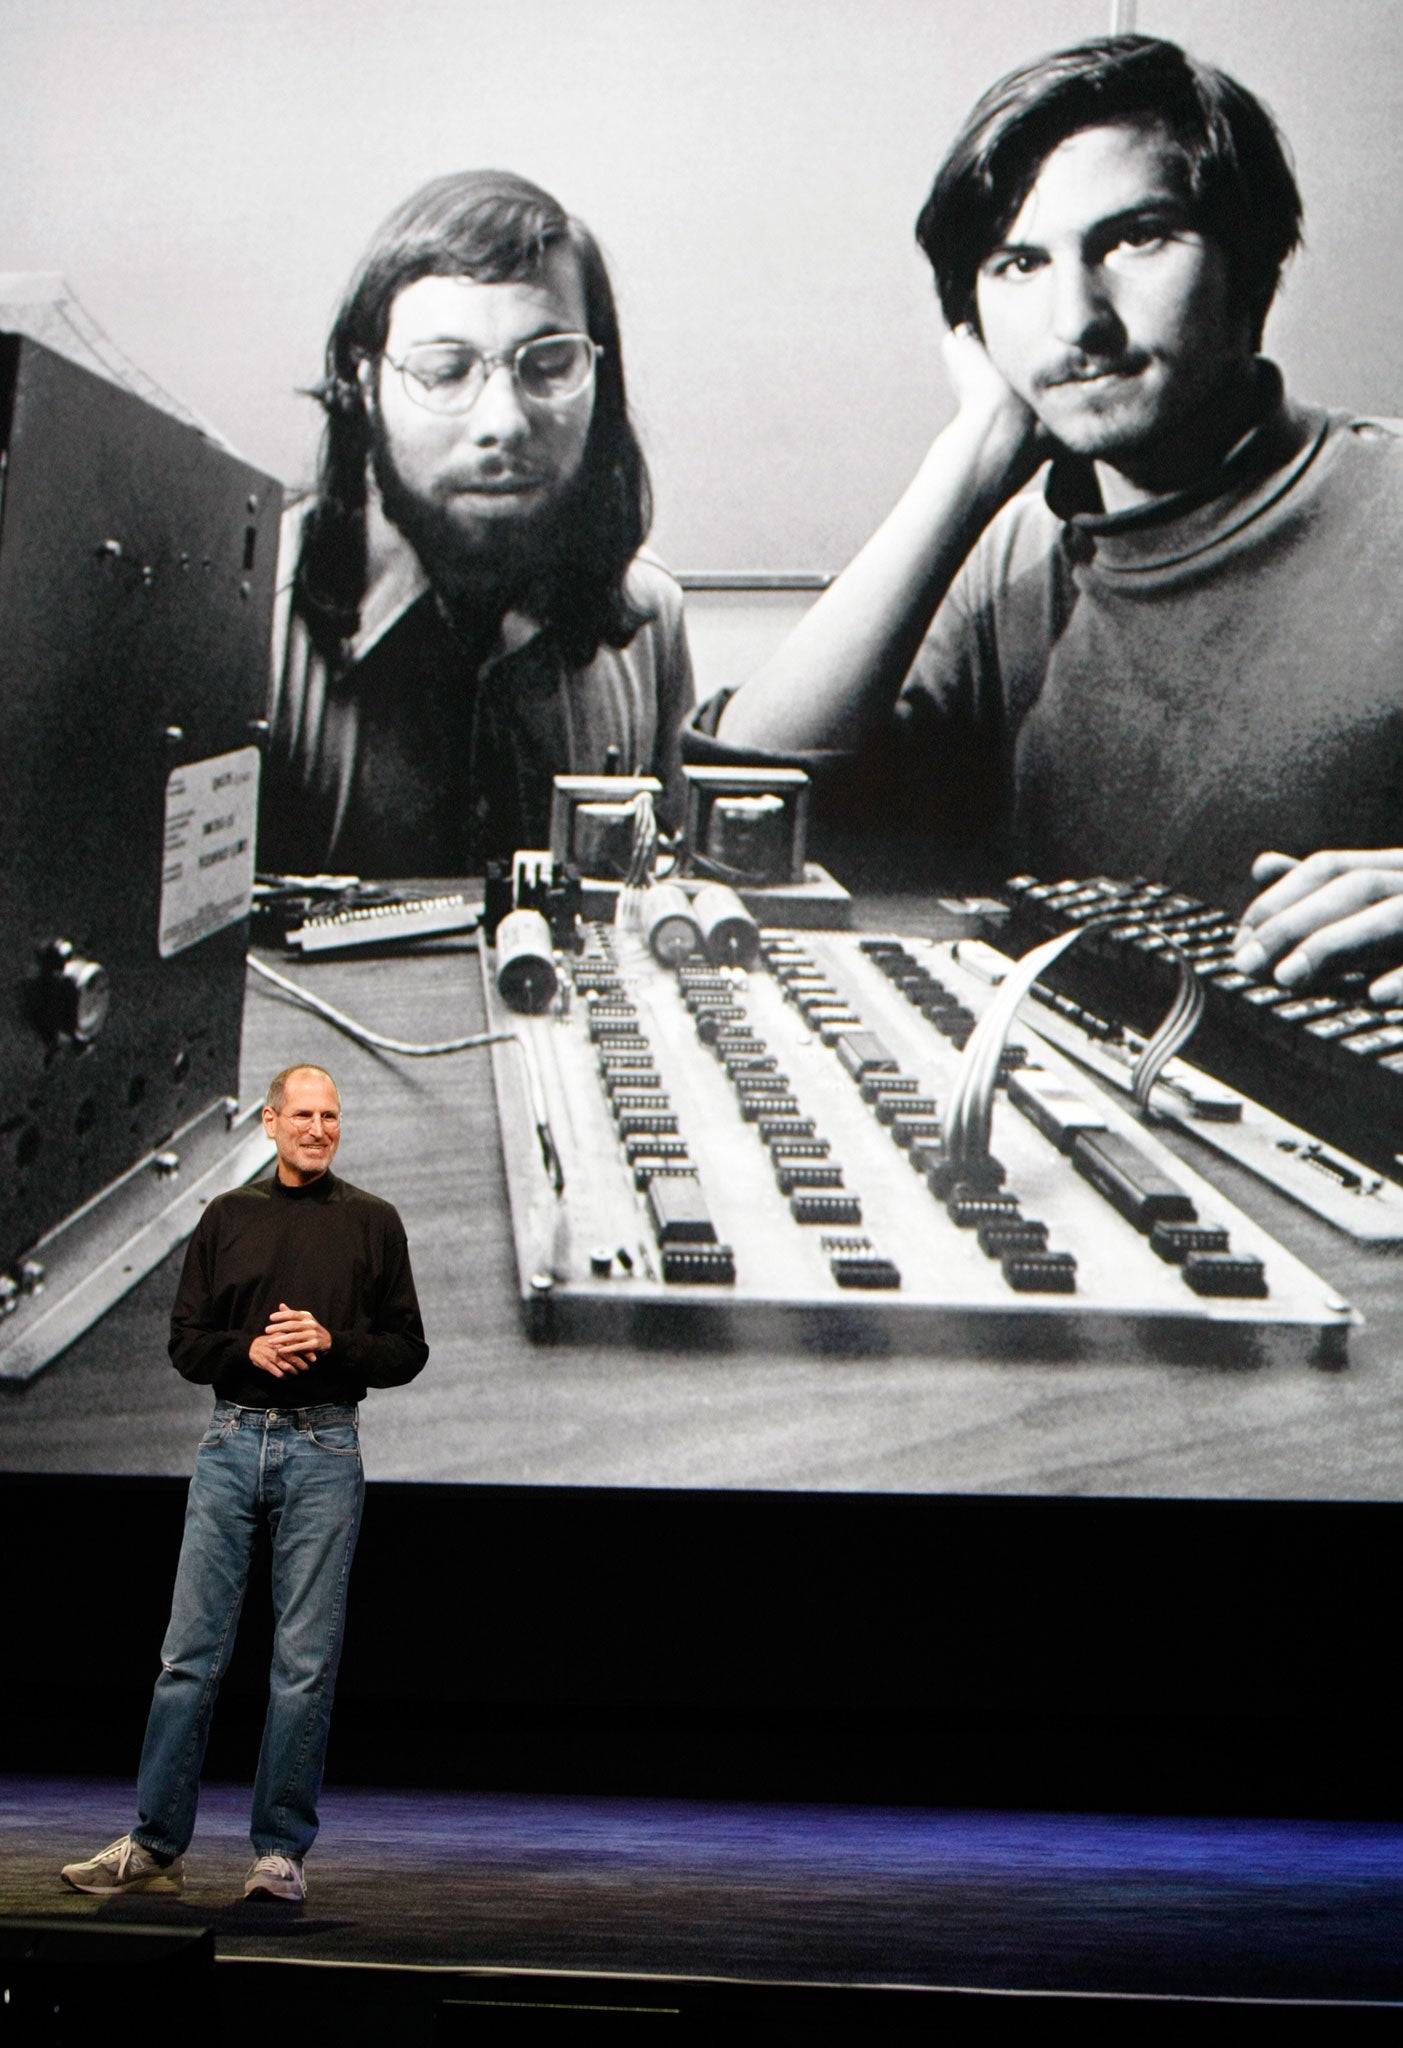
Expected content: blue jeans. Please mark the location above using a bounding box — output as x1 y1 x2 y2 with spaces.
132 1399 364 1861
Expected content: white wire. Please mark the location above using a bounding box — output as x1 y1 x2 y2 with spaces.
946 926 1094 1170
946 922 1206 1169
1130 945 1206 1118
248 954 515 1057
615 789 660 933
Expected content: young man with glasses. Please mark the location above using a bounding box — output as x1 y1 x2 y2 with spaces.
703 36 1403 1000
260 170 693 878
61 1064 428 1904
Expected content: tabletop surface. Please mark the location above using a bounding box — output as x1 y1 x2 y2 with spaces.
2 895 1400 1499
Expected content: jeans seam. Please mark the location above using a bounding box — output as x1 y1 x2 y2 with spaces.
282 1471 360 1824
255 1434 362 1856
146 1475 251 1856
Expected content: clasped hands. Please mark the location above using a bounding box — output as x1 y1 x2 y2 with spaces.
1233 850 1403 1002
249 1302 331 1378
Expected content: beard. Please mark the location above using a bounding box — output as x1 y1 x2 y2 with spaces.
368 401 587 623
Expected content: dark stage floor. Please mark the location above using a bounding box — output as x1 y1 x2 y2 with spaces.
3 1776 1402 2011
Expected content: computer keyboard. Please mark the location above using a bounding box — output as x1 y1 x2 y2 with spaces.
1001 874 1403 1183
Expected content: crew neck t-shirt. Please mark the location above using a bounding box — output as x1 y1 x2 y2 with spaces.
688 369 1403 913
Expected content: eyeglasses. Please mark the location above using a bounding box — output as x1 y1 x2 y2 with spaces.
382 333 601 415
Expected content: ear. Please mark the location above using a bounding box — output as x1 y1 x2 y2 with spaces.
262 1102 277 1136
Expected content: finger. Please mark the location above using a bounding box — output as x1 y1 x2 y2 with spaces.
1239 853 1350 935
1267 892 1403 989
1235 870 1403 977
1248 849 1298 889
1239 850 1403 936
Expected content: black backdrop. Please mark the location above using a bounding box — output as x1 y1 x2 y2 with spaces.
6 1474 1400 1820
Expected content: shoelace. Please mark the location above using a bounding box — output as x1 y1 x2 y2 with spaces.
100 1837 150 1876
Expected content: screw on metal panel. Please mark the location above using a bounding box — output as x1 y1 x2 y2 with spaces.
163 725 184 747
0 1277 19 1316
34 941 110 1044
152 1152 181 1177
18 1260 45 1295
247 718 270 740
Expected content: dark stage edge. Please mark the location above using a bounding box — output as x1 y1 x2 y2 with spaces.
4 1778 1403 2036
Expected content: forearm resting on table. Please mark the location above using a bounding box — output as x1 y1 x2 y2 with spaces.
715 408 1036 753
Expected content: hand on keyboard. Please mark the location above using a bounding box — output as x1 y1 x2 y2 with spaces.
1233 849 1403 1002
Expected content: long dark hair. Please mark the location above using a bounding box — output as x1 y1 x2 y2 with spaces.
295 170 653 668
916 35 1302 349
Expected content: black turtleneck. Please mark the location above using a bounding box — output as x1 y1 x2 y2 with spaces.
168 1168 428 1406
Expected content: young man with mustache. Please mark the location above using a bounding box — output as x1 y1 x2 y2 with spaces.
704 35 1403 1002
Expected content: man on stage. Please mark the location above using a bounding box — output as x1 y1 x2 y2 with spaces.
61 1064 428 1903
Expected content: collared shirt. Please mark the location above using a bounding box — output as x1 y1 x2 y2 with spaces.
260 489 694 877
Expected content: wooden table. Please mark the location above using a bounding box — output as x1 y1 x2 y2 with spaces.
2 905 1401 1498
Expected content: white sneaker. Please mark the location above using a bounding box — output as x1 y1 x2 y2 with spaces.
244 1853 306 1902
61 1835 184 1896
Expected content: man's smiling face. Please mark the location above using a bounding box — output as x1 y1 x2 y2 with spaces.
975 117 1256 493
263 1067 341 1186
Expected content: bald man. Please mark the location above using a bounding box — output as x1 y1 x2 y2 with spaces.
62 1065 427 1904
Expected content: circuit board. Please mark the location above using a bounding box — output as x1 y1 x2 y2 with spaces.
481 924 1356 1356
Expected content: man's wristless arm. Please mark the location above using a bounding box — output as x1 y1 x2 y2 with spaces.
715 331 1046 754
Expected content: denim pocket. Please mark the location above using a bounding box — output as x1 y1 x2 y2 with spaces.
197 1416 238 1450
306 1423 360 1456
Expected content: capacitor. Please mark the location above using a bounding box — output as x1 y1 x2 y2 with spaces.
692 883 760 967
642 883 702 965
495 908 558 1013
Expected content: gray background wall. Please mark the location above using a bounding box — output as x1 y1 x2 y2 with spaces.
2 0 1401 575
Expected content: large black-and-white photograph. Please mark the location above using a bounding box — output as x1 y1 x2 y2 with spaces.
4 6 1403 2022
3 0 1402 1500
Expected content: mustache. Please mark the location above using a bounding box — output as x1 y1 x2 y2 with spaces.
452 455 547 487
1037 350 1152 390
368 404 590 613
